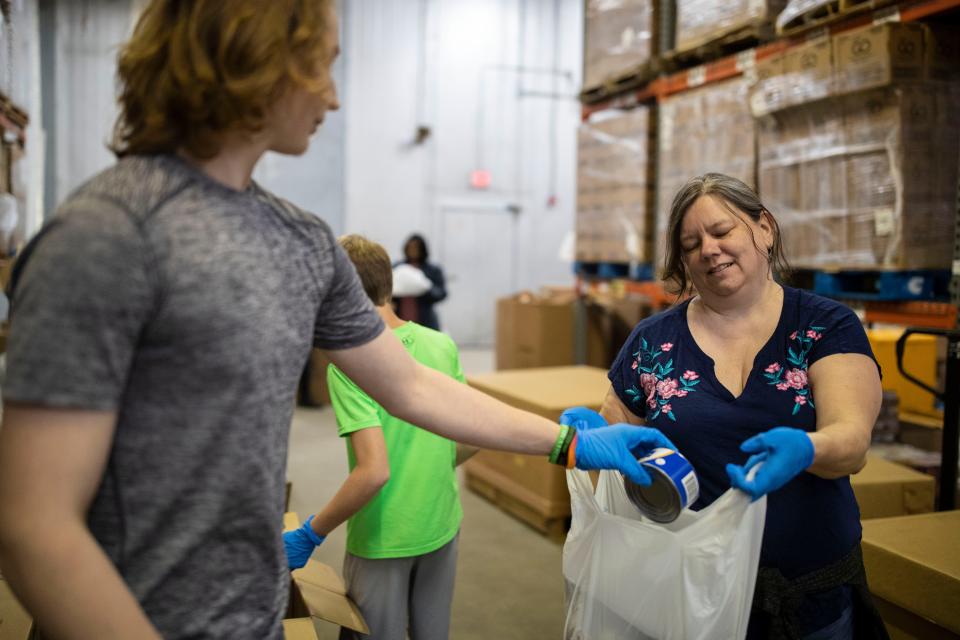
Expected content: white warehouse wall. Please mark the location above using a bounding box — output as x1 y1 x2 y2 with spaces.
343 0 583 346
21 0 584 347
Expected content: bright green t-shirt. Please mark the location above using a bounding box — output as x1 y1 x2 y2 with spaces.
327 321 465 559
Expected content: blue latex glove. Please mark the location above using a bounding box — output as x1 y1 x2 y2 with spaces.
725 427 815 501
283 514 326 570
560 406 607 431
575 424 677 486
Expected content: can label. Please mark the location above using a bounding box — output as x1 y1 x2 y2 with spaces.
627 448 700 523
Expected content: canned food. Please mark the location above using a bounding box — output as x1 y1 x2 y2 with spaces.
623 448 699 523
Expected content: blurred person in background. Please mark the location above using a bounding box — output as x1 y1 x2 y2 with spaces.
0 2 675 638
392 233 446 331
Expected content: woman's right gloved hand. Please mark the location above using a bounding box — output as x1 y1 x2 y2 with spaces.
574 424 676 486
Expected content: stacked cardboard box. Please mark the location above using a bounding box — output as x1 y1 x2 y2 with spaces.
674 0 787 53
495 288 652 371
758 83 960 268
753 23 960 268
862 511 960 639
850 454 935 519
750 36 834 116
576 106 655 264
464 366 611 532
583 0 654 92
656 77 756 270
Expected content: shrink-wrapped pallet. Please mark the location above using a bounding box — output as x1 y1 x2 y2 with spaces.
576 106 655 264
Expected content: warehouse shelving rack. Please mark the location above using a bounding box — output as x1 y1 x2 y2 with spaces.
582 0 960 118
578 0 960 329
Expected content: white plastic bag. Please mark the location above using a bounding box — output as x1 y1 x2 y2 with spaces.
392 263 432 297
563 468 767 640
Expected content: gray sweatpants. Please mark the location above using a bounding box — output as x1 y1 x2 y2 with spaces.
339 533 460 640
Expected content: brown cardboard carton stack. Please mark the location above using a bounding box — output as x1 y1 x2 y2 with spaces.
657 77 756 270
833 22 925 94
751 37 833 115
495 288 652 371
758 82 960 268
464 366 611 534
674 0 787 53
751 23 960 269
862 511 960 639
849 454 935 520
576 106 655 264
583 0 654 92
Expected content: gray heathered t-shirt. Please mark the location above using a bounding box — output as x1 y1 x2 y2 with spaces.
3 154 384 639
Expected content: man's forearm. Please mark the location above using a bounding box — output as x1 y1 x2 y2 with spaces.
0 520 161 640
384 364 560 455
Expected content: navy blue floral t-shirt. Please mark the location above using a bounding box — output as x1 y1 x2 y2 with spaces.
609 286 877 582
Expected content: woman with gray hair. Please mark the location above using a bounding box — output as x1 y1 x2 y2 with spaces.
576 173 888 639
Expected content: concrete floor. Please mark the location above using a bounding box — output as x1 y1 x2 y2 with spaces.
286 348 566 639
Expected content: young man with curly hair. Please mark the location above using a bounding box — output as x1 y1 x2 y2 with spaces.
0 2 672 638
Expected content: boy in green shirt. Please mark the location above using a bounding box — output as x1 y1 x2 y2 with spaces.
285 234 477 640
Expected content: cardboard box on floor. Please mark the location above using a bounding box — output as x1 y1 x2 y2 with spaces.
850 454 935 519
464 366 610 523
862 511 960 639
282 512 368 639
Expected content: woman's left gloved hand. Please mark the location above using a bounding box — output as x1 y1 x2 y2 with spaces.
559 406 607 431
726 426 815 501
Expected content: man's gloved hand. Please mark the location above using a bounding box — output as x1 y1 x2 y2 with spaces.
283 515 326 570
560 406 607 431
725 427 815 501
575 425 677 486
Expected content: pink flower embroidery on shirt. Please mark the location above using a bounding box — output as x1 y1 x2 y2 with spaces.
656 378 680 399
784 368 807 390
763 324 824 415
624 336 699 422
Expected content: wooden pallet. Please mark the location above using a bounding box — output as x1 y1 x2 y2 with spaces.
664 21 774 74
580 59 662 105
777 0 897 36
466 472 569 542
